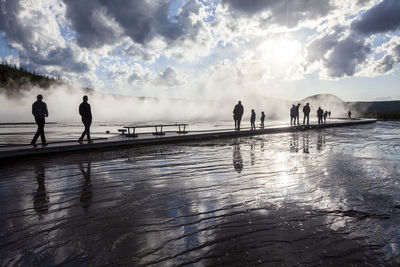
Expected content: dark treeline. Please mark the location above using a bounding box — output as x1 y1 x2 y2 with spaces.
0 62 66 96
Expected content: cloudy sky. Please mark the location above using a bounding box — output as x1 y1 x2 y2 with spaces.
0 0 399 101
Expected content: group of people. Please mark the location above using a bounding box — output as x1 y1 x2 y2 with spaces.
31 94 93 147
316 107 331 124
233 101 265 131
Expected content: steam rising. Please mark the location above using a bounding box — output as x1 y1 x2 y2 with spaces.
0 84 351 123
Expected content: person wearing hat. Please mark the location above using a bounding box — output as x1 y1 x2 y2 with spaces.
31 94 48 147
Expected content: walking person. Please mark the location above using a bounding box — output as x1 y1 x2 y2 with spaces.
78 95 93 144
250 109 256 130
31 94 48 147
317 107 324 124
302 103 310 125
348 110 352 120
233 101 244 131
260 111 265 129
295 103 301 125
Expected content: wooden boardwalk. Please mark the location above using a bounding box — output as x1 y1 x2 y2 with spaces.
0 119 376 160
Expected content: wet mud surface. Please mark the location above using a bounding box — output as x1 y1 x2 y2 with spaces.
1 121 399 266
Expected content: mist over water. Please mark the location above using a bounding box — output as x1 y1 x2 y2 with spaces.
0 85 352 124
1 122 399 265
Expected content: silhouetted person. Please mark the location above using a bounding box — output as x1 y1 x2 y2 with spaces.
31 94 48 147
79 162 92 211
348 110 352 120
78 95 93 144
233 144 243 173
250 109 256 130
317 107 324 124
290 104 296 125
260 111 265 129
233 101 244 130
303 103 310 125
33 164 49 215
323 111 328 123
295 103 301 125
328 111 331 118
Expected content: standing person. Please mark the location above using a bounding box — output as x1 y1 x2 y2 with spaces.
317 107 324 124
295 103 301 125
250 109 256 130
78 95 93 144
290 104 296 126
323 111 328 123
348 110 352 119
31 94 48 147
302 103 310 125
328 111 331 118
260 111 265 129
233 101 244 131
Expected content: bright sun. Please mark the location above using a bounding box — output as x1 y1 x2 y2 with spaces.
258 38 302 71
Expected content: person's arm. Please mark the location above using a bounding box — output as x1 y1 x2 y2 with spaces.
32 103 35 116
79 103 83 117
44 103 48 117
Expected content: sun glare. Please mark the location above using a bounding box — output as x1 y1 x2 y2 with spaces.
258 38 302 73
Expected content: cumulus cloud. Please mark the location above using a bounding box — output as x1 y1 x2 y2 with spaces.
220 0 333 28
374 38 400 73
153 67 184 87
352 0 400 35
0 0 90 74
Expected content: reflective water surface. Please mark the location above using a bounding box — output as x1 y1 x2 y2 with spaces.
1 121 400 266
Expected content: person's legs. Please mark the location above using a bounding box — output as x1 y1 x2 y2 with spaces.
234 119 238 130
32 118 45 145
238 118 241 130
38 118 46 144
306 114 309 125
79 121 91 141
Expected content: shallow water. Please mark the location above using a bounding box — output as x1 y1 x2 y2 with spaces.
1 121 399 266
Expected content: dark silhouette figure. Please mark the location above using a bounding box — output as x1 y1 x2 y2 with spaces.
233 101 244 130
317 107 324 124
79 162 92 212
328 111 331 118
323 111 328 123
295 103 301 125
33 164 49 215
302 103 310 125
290 104 296 125
348 110 352 120
78 95 93 144
233 144 243 173
250 141 255 166
260 111 265 129
31 94 48 147
250 109 256 130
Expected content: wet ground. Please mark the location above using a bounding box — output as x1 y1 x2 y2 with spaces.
1 121 399 266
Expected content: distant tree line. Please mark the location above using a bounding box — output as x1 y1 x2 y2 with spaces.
0 62 68 93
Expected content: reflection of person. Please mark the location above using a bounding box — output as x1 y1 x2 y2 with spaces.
79 162 92 211
317 107 324 124
250 142 255 166
348 110 352 120
302 133 309 153
233 101 244 131
33 164 49 215
233 144 243 173
302 103 310 125
78 95 93 144
31 94 48 147
250 109 256 130
317 132 326 150
260 111 265 129
290 132 299 153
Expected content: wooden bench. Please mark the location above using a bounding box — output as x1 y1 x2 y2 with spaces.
122 123 189 137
